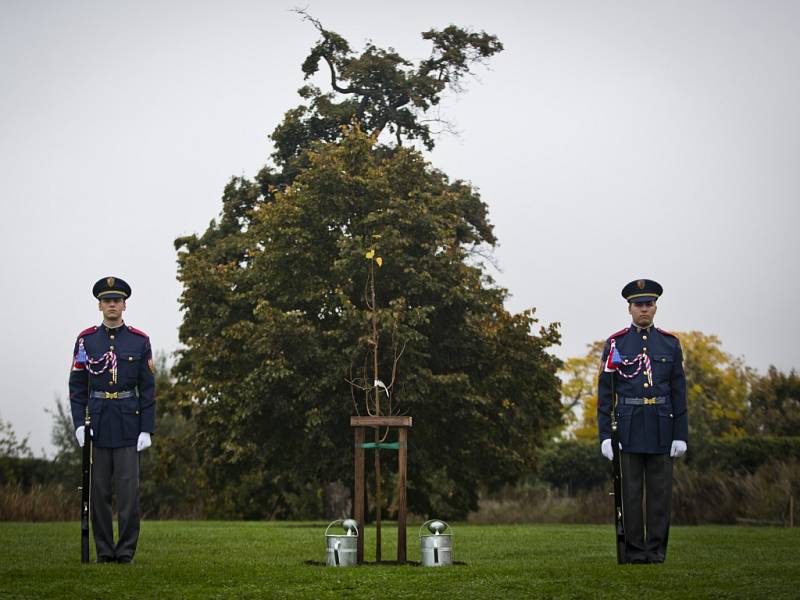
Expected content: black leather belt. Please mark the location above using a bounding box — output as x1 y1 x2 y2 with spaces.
90 390 136 400
622 396 667 406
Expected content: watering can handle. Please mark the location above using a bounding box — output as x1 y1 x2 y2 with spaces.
324 519 343 536
419 519 452 537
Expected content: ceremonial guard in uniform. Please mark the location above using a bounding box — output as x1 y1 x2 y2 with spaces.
70 277 155 563
597 279 687 563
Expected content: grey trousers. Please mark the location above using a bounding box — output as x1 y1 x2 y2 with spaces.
91 445 140 561
621 452 673 563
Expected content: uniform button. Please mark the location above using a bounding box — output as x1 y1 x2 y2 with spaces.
129 356 134 361
643 382 649 388
110 335 115 340
110 345 115 350
642 335 647 340
643 347 647 352
662 358 667 362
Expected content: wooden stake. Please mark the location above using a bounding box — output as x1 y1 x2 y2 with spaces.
397 427 408 562
374 431 382 562
354 426 365 563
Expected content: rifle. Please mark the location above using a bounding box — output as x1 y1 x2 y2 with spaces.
610 375 626 564
80 409 92 563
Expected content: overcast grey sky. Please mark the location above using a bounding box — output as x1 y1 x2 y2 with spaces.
2 1 799 456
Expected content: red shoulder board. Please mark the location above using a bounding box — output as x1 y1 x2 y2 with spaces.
607 327 629 340
78 325 98 337
128 326 149 338
657 327 678 339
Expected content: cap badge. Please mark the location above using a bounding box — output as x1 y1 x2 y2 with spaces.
636 279 645 289
107 277 115 287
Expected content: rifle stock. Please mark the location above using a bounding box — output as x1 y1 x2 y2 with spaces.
610 377 626 564
80 410 92 563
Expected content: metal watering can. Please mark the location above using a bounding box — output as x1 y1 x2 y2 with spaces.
419 520 453 567
325 519 359 567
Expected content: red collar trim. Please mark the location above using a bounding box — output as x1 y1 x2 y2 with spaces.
607 327 629 340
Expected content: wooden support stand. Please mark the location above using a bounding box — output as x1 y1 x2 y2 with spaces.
351 415 412 563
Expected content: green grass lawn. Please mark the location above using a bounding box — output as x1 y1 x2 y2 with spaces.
1 521 797 599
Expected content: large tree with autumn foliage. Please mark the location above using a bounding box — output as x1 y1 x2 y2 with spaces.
173 19 562 519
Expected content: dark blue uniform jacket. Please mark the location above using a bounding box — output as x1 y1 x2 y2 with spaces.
69 323 156 448
597 325 688 454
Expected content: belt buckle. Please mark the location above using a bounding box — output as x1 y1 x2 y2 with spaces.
643 397 656 405
105 392 118 400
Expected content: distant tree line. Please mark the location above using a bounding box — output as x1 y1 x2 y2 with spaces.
2 338 797 524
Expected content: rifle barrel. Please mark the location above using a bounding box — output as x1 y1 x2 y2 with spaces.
80 414 92 564
610 378 627 565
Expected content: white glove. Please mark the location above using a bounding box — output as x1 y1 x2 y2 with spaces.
137 432 152 452
601 438 614 461
75 426 93 447
670 440 687 458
